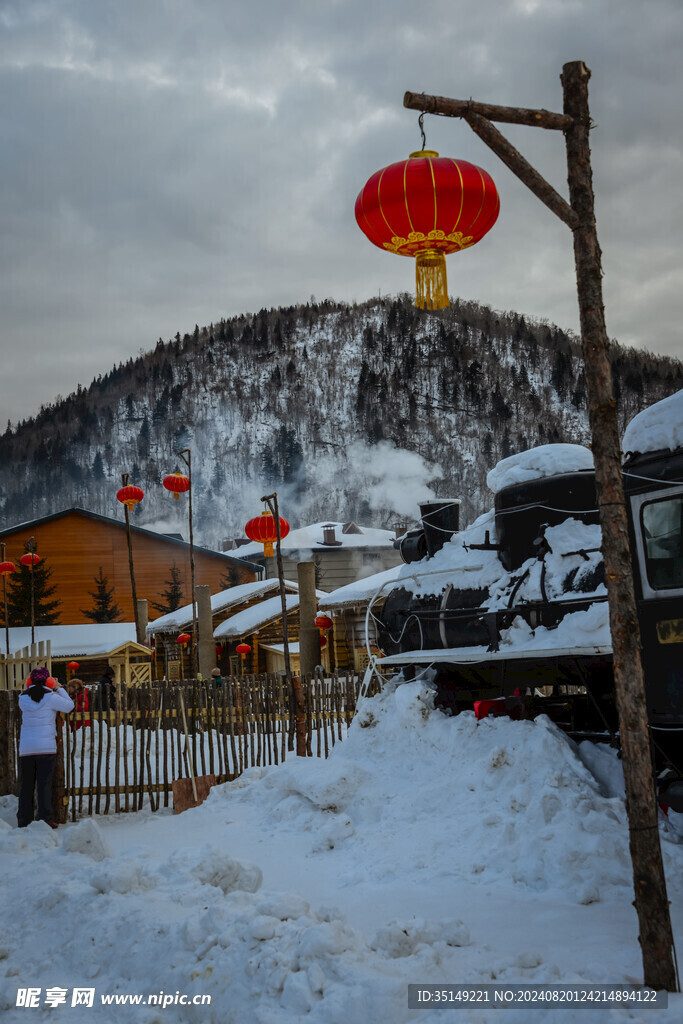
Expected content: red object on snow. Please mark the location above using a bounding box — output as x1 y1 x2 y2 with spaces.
473 697 508 721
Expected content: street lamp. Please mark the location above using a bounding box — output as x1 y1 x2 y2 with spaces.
164 450 196 677
398 62 676 992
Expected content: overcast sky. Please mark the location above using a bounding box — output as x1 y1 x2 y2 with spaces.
1 0 682 425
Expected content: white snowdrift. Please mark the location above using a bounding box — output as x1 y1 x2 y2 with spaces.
486 443 595 494
0 683 681 1024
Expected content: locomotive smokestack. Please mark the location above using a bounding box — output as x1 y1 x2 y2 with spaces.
420 499 461 558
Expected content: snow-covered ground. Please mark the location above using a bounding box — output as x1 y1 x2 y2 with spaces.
1 681 682 1023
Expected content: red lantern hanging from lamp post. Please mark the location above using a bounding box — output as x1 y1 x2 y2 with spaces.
0 546 15 657
164 453 197 679
355 149 499 310
117 475 144 644
244 510 290 559
20 543 41 645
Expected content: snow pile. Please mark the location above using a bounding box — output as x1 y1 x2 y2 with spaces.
223 682 655 903
486 443 594 494
1 684 682 1022
622 388 683 456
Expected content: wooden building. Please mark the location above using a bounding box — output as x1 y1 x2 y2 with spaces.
229 521 403 592
0 624 153 689
0 508 260 626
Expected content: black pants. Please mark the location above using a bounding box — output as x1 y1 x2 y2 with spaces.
17 754 56 827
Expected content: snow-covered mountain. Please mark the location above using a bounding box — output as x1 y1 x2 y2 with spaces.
2 294 681 548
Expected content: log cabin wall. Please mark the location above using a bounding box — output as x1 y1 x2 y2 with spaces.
0 509 257 625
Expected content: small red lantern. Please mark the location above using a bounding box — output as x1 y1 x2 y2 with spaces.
320 636 327 650
67 661 79 672
163 472 190 500
215 644 223 658
244 510 290 558
0 561 15 576
236 643 251 656
177 632 191 646
356 151 499 310
20 553 40 567
314 614 333 632
117 484 144 510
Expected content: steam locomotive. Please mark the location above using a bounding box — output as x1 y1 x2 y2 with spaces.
371 393 683 801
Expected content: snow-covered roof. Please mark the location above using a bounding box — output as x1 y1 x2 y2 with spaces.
214 594 301 640
147 578 298 635
4 623 146 658
318 564 404 610
235 520 397 558
486 443 594 494
260 642 301 655
622 388 683 457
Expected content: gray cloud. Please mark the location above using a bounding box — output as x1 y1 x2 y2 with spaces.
1 0 682 424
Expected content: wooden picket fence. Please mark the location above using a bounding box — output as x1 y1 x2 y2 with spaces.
0 673 379 819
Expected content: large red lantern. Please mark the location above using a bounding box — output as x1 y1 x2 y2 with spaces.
315 614 333 633
67 661 79 672
355 151 499 310
0 561 15 576
20 553 40 567
244 510 290 558
177 632 191 646
117 484 144 510
163 473 190 500
236 643 251 656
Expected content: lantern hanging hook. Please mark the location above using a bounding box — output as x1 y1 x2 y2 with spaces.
418 111 427 151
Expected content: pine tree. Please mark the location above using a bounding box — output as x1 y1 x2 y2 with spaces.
81 566 122 623
151 563 184 614
219 565 243 590
6 548 61 626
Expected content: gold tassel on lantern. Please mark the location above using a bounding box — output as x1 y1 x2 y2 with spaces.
415 248 449 310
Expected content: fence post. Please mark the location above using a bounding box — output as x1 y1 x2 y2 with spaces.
291 675 306 757
0 691 10 795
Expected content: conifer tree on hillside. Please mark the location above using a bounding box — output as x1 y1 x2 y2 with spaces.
151 563 184 615
81 566 122 623
5 548 61 626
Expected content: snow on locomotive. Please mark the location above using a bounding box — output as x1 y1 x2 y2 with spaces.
361 390 683 800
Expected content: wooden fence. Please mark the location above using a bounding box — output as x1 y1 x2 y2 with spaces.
0 673 378 820
0 641 53 690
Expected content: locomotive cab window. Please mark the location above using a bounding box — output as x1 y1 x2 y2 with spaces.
641 495 683 590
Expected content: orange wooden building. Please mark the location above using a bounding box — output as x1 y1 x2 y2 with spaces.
0 508 260 626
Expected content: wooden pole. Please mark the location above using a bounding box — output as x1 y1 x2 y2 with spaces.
404 61 678 993
561 60 676 992
121 474 142 643
261 492 292 683
178 449 198 678
27 537 36 645
403 90 572 130
1 543 10 657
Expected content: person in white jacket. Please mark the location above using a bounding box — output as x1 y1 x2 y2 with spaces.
17 667 74 828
